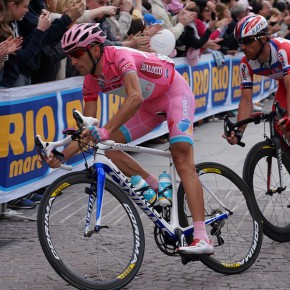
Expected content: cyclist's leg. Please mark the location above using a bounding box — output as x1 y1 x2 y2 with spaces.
273 82 290 141
164 72 213 254
105 106 164 184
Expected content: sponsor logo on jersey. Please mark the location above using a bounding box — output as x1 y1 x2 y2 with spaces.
241 63 248 81
118 58 125 65
146 83 153 91
110 76 121 83
182 94 189 117
165 68 169 78
121 62 133 72
278 50 287 67
140 62 163 79
97 80 105 89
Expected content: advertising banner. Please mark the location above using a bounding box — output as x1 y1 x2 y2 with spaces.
0 54 277 203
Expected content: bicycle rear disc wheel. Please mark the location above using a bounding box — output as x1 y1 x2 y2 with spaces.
243 140 290 242
178 162 262 275
37 170 145 290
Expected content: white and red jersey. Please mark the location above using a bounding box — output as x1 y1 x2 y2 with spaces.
239 37 290 89
83 46 176 102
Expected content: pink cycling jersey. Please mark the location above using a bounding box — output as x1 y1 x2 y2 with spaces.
83 46 195 145
239 37 290 109
83 46 175 102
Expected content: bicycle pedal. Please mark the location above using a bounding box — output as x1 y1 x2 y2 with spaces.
180 254 200 265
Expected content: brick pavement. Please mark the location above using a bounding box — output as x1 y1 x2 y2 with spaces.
1 97 290 290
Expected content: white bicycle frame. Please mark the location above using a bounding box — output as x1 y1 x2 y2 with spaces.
35 110 230 244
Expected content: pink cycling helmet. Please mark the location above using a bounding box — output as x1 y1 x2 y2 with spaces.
62 23 107 53
234 15 268 40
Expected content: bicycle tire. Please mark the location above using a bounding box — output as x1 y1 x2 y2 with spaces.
243 140 290 242
37 169 145 290
178 162 263 275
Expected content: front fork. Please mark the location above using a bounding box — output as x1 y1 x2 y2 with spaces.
271 136 286 194
84 163 106 237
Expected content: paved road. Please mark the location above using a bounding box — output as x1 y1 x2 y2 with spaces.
1 98 290 290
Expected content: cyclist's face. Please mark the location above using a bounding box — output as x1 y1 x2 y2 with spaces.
69 45 101 75
239 36 261 59
240 35 268 60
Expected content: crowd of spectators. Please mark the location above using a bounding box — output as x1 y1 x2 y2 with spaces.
1 0 289 208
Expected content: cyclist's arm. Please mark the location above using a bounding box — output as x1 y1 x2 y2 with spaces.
47 101 98 168
237 88 253 133
103 72 143 135
60 101 98 160
225 88 253 145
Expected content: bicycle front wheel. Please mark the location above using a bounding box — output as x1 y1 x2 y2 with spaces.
243 140 290 242
178 162 263 275
37 170 145 290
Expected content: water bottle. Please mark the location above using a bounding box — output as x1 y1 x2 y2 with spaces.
158 171 172 207
131 175 157 204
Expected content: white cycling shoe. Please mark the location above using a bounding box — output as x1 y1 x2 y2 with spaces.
178 239 214 255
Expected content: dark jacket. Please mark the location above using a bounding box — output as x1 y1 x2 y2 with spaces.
177 24 212 57
0 14 72 87
218 19 239 54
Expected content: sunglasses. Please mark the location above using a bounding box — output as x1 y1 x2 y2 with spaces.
67 49 87 59
237 36 257 46
67 43 99 59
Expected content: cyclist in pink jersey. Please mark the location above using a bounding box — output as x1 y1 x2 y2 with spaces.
47 23 214 255
225 15 290 145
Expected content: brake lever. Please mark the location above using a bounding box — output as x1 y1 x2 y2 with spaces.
62 127 82 140
223 116 245 147
73 111 84 130
34 135 73 171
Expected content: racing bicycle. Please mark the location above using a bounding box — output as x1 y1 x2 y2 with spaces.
224 101 290 242
35 110 263 290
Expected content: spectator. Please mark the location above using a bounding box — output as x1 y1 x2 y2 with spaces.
4 0 84 208
238 0 254 14
107 0 133 40
50 0 117 23
177 1 223 65
192 1 230 52
44 0 117 81
217 2 248 56
127 1 163 38
142 0 152 13
194 1 231 67
150 0 196 41
19 0 85 84
0 36 23 82
251 0 263 16
261 0 272 19
86 0 152 51
0 0 51 88
196 0 213 27
273 0 290 37
167 0 184 15
267 8 283 37
214 2 233 38
220 0 238 9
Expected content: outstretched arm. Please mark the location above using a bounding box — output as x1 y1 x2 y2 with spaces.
103 72 143 135
46 101 98 168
